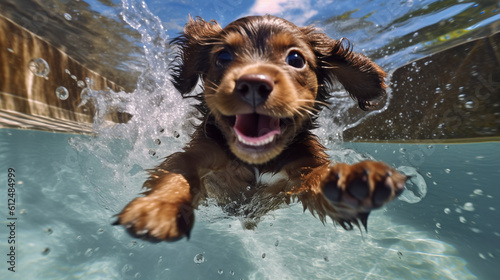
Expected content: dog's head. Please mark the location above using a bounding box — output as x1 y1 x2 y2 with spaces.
171 15 386 164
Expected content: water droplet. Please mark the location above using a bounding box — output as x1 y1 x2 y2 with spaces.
444 208 451 214
28 58 50 78
64 13 72 21
218 269 223 275
56 86 69 100
194 253 205 264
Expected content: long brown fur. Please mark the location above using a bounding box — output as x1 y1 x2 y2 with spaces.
114 15 406 242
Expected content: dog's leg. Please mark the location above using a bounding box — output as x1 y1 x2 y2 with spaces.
114 138 227 242
295 161 407 230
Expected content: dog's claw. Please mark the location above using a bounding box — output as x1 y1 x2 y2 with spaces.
320 161 407 231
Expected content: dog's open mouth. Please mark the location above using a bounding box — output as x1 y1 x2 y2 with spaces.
232 113 281 148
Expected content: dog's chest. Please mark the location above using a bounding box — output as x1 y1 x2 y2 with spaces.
201 166 291 203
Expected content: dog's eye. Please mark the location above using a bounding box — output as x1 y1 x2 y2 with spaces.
286 52 305 68
215 51 233 67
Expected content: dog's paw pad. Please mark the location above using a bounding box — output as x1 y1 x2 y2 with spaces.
114 197 194 242
323 161 407 212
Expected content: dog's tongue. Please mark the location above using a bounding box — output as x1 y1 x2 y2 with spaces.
234 114 280 145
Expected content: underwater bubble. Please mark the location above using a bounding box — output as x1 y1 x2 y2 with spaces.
55 86 69 100
28 58 50 78
97 228 104 235
444 208 451 214
194 253 205 264
230 271 235 276
262 253 266 259
134 272 141 278
218 269 223 275
436 223 442 229
464 100 475 109
396 166 427 204
154 139 161 145
463 202 475 211
77 80 85 87
274 240 279 247
64 13 72 21
458 93 467 101
324 256 329 262
459 216 467 223
84 248 93 257
426 172 432 178
473 189 483 195
445 168 451 174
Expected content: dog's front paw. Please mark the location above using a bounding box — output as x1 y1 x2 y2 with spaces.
114 196 194 242
321 161 406 229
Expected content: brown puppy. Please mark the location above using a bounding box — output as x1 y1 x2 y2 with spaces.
114 15 407 242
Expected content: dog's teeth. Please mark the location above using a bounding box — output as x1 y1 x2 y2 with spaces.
237 134 275 147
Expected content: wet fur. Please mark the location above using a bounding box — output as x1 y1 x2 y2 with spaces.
115 15 406 241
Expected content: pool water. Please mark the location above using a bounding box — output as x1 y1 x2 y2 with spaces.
1 0 500 279
1 129 499 279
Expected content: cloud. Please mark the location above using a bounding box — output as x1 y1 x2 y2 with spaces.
247 0 318 25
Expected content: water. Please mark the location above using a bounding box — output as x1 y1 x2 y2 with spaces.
1 0 500 279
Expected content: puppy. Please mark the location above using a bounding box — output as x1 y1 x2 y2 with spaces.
114 15 407 241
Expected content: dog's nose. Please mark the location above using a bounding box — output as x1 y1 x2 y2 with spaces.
235 74 274 108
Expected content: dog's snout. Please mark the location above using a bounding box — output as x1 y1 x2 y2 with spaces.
235 74 274 108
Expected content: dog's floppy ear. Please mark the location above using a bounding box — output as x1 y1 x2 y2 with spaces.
170 16 223 95
304 28 387 110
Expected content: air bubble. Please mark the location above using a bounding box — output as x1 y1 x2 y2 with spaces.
218 269 223 275
194 253 205 264
77 80 85 87
274 240 279 247
465 101 475 109
396 166 427 204
473 189 483 195
28 58 50 78
463 202 475 211
55 86 69 100
444 208 451 214
459 216 467 223
445 168 451 174
262 253 266 259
